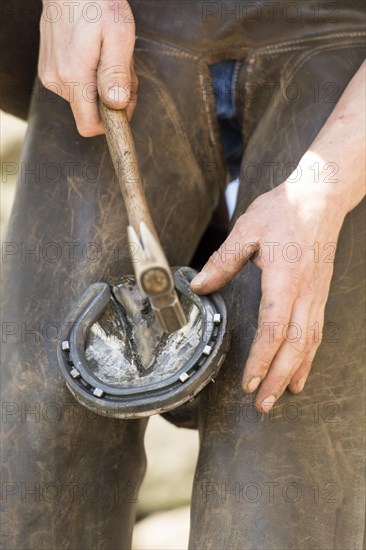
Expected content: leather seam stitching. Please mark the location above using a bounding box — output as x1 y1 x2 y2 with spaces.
283 41 366 84
136 31 365 62
232 60 242 117
256 30 366 54
197 31 366 61
197 65 229 195
136 32 365 70
136 35 199 59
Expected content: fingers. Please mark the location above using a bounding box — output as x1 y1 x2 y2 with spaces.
253 293 314 412
242 267 299 393
287 345 319 394
40 64 105 137
288 309 324 394
69 78 104 137
188 179 336 411
98 29 137 112
38 0 137 137
190 217 259 293
247 293 326 413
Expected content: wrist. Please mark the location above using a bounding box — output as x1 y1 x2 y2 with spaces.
287 147 364 219
284 153 348 226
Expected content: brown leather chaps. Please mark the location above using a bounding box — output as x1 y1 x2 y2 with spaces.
1 1 365 548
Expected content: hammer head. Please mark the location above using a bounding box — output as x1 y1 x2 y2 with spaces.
128 222 187 333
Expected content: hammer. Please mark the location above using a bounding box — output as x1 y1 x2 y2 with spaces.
99 101 187 333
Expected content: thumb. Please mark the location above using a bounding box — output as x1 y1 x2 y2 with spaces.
98 36 136 110
190 219 259 294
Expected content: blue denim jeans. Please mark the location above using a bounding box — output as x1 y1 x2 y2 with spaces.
210 60 243 179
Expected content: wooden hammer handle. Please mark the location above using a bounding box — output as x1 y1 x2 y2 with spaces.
99 101 156 237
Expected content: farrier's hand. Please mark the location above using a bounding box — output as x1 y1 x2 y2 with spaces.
191 62 365 412
191 169 346 412
38 0 137 136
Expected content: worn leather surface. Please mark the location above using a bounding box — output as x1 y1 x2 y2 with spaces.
190 42 366 550
1 2 365 549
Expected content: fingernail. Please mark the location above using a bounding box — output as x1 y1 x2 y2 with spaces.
246 376 261 393
191 271 207 287
107 85 123 102
296 377 306 392
261 395 276 413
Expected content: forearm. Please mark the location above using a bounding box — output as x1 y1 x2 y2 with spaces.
296 61 365 214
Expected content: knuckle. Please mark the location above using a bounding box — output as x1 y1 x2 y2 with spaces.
252 357 272 376
277 314 290 329
286 271 301 294
304 335 314 354
99 64 130 81
290 338 307 356
303 273 318 294
233 216 249 241
40 72 58 88
55 65 73 84
302 358 313 371
57 67 68 84
258 306 288 331
272 331 285 346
